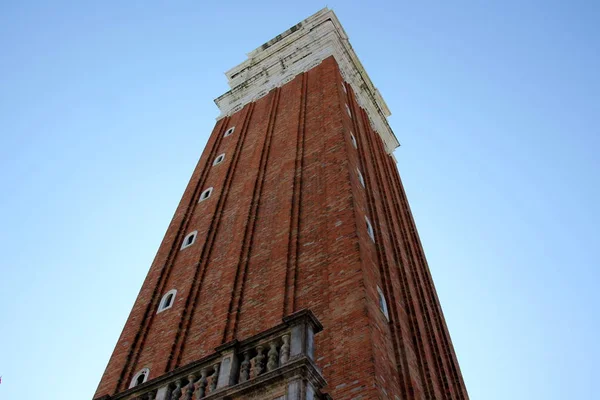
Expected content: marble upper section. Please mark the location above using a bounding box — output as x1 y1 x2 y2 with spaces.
214 8 400 153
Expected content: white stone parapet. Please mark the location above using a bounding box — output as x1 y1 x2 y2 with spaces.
214 8 400 154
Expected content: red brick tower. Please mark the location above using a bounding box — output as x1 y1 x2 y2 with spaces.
94 8 469 400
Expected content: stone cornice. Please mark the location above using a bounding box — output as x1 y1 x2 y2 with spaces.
214 8 400 154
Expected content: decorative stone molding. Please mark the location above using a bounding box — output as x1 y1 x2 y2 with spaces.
214 7 400 154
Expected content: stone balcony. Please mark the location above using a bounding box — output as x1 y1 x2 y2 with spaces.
95 310 329 400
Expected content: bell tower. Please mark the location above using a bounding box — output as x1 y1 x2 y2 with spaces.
94 8 469 400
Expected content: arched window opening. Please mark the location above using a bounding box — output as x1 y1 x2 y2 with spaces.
129 368 150 388
213 153 226 166
199 187 213 202
224 126 235 137
181 231 197 250
158 289 177 313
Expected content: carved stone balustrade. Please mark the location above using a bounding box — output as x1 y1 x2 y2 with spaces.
95 309 328 400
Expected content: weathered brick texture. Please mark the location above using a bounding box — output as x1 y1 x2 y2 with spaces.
94 57 468 400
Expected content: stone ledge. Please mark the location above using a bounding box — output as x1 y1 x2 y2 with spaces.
203 356 325 400
213 7 400 155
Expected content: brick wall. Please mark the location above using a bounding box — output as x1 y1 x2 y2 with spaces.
94 56 468 400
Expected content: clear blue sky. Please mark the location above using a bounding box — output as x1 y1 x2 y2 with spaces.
1 1 598 399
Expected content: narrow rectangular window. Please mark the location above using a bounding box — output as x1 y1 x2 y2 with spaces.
366 216 375 242
377 286 390 321
357 168 365 188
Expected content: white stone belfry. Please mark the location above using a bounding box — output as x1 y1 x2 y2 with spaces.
214 8 400 154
